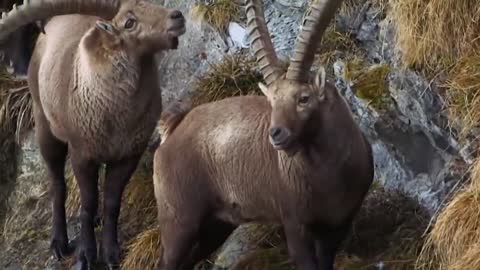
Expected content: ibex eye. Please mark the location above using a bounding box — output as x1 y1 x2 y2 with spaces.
124 18 136 29
298 94 310 105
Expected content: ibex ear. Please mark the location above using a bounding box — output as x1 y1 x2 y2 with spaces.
314 66 326 98
95 20 117 36
258 82 271 98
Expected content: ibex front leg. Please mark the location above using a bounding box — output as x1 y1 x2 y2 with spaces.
70 154 100 270
101 155 141 269
282 219 318 270
35 106 72 260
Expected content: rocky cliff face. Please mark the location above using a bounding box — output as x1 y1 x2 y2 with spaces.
0 0 470 269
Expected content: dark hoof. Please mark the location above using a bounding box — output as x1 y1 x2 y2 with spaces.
94 216 103 228
107 264 120 270
74 243 97 270
102 245 121 269
72 260 94 270
50 239 74 261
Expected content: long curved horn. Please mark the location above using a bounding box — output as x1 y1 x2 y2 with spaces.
0 0 121 41
246 0 282 87
285 0 343 83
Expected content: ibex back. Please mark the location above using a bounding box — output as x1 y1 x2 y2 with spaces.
153 0 374 269
0 0 186 269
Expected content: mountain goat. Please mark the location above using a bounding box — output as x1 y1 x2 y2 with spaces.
0 0 186 269
152 0 374 269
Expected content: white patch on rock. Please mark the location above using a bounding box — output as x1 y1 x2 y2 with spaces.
227 22 250 49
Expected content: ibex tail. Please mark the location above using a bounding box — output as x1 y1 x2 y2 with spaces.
159 100 192 141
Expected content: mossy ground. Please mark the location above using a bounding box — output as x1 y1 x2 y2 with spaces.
342 56 392 111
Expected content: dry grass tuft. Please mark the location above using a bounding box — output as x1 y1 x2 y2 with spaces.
442 52 480 137
191 0 240 33
320 25 357 54
335 254 368 270
341 0 389 19
229 247 292 270
447 243 480 270
191 53 265 106
391 0 480 140
121 227 162 270
119 165 157 237
415 188 480 270
391 0 480 73
0 68 32 144
65 167 81 216
316 25 358 70
415 157 480 270
0 180 53 269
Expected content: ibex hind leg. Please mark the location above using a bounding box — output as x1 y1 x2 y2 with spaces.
155 202 208 270
101 155 142 270
70 154 100 270
34 104 73 260
181 218 236 269
156 222 200 270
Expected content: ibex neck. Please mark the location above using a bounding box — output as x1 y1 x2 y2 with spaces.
75 38 140 94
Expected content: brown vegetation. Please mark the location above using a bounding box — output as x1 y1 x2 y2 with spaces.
391 0 480 136
0 68 32 144
192 0 241 33
191 53 264 106
416 157 480 270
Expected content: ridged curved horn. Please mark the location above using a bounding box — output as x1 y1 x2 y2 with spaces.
246 0 282 87
0 0 120 41
285 0 343 82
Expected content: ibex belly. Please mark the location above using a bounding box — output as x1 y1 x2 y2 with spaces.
204 121 283 223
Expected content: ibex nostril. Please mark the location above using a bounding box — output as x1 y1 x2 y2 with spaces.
269 127 282 139
170 10 183 20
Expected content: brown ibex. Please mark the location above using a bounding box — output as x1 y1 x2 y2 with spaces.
0 0 185 269
152 0 374 269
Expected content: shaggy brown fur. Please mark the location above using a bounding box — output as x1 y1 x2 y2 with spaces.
152 1 374 269
0 0 186 269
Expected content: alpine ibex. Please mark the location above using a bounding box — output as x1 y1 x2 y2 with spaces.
152 0 374 269
0 0 185 269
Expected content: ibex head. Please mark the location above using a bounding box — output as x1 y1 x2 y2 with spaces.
0 0 185 54
94 0 185 54
246 0 343 153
